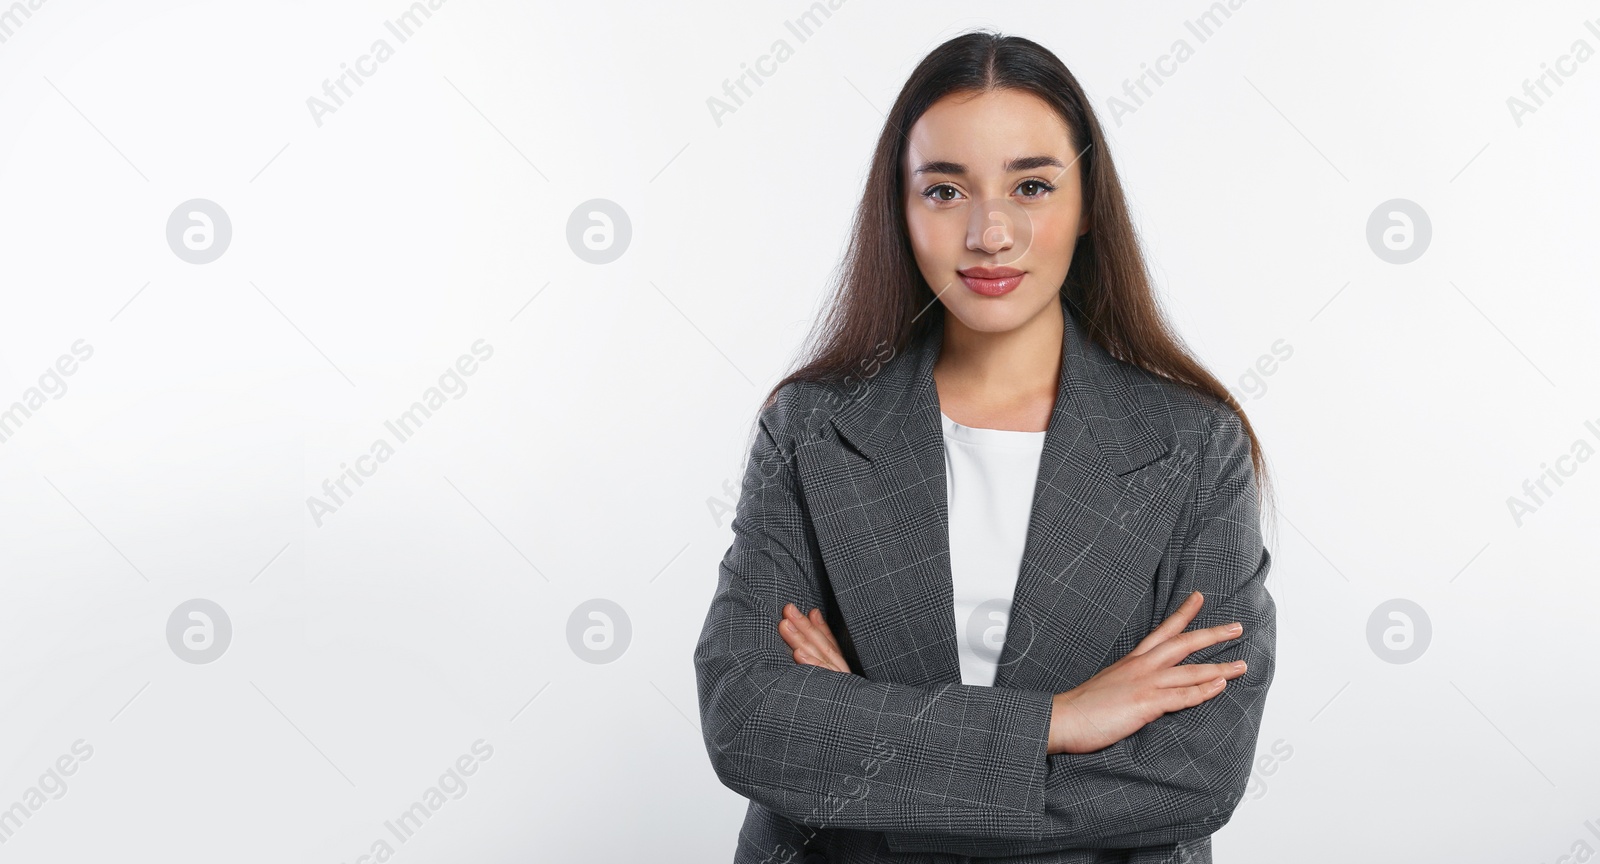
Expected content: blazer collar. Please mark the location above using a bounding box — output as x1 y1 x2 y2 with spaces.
827 293 1168 477
799 293 1190 691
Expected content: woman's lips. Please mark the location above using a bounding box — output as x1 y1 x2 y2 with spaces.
958 272 1024 296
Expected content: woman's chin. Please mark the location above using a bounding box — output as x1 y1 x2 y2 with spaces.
944 292 1056 334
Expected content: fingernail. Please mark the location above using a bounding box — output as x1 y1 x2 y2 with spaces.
1228 622 1242 634
1232 661 1246 672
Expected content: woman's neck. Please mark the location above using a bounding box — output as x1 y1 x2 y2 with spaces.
932 303 1063 432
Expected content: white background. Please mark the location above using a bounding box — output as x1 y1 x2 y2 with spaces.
1 0 1596 861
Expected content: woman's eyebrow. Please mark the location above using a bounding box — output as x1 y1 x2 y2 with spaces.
911 154 1065 175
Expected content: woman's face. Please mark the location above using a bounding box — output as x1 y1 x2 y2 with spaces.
902 88 1089 334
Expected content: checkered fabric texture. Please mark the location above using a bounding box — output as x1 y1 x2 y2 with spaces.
694 296 1277 864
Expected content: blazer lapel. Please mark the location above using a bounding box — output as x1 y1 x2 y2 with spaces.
796 294 1195 693
794 319 961 688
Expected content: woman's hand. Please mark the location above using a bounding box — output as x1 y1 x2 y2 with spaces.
777 602 854 674
1048 590 1248 755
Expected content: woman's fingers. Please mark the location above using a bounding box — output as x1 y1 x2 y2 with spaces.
1152 676 1230 714
1143 620 1245 668
776 604 815 655
778 603 850 673
1128 590 1204 657
1051 595 1249 754
1152 659 1248 690
1125 592 1246 669
777 604 811 655
799 611 849 672
807 609 851 673
808 608 843 653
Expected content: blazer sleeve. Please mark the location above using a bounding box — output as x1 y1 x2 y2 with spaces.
884 405 1278 857
693 388 1061 839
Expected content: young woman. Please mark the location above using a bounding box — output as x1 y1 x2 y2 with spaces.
695 30 1277 864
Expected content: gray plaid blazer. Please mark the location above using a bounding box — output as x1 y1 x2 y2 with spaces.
694 294 1276 864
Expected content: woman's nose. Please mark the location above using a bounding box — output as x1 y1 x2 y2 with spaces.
969 200 1015 253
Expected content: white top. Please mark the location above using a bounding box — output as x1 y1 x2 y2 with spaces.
940 410 1047 687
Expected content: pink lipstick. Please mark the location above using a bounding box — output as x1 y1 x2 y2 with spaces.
957 266 1024 296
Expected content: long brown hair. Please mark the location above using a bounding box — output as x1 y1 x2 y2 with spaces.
761 29 1274 525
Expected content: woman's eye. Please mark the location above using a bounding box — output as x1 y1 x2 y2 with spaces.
1018 179 1056 199
922 180 1055 203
